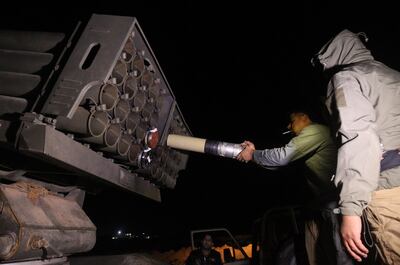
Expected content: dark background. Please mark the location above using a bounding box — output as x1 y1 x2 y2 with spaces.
1 1 400 251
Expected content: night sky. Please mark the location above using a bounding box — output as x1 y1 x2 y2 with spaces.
2 1 400 250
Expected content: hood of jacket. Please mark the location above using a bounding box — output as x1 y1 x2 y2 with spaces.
312 29 374 71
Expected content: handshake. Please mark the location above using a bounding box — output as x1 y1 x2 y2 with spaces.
236 141 256 163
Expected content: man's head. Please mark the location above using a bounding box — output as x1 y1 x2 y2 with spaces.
287 112 312 135
200 234 214 250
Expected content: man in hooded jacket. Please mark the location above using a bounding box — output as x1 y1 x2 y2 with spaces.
312 29 400 265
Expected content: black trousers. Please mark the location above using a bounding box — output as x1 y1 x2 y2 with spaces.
304 202 354 265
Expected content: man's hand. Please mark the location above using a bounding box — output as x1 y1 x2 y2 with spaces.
236 141 255 162
341 215 369 262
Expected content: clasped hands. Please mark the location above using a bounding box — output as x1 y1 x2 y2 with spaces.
236 140 255 163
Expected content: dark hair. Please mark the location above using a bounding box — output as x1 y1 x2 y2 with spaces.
286 100 328 125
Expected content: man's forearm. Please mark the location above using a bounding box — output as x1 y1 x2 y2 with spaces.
252 147 294 167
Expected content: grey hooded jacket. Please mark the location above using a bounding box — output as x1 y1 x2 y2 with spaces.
315 29 400 216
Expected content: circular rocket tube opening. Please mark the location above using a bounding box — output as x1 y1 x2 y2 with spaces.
111 60 127 85
100 83 119 110
123 76 138 100
128 144 141 165
131 53 145 77
132 90 146 112
149 85 160 100
114 99 130 123
121 37 136 63
135 122 148 142
140 69 154 88
56 107 109 137
88 110 109 137
126 112 140 132
105 123 122 147
78 124 119 146
117 134 132 156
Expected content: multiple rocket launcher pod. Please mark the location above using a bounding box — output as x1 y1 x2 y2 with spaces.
0 14 191 198
0 13 249 264
0 13 191 263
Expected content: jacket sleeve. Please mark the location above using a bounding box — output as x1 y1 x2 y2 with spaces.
326 71 381 216
252 125 324 167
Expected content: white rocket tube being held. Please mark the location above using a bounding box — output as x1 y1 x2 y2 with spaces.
166 134 244 159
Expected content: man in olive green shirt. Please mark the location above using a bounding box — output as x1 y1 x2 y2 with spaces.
237 112 352 265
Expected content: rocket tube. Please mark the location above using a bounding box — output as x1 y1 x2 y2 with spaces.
166 134 244 159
